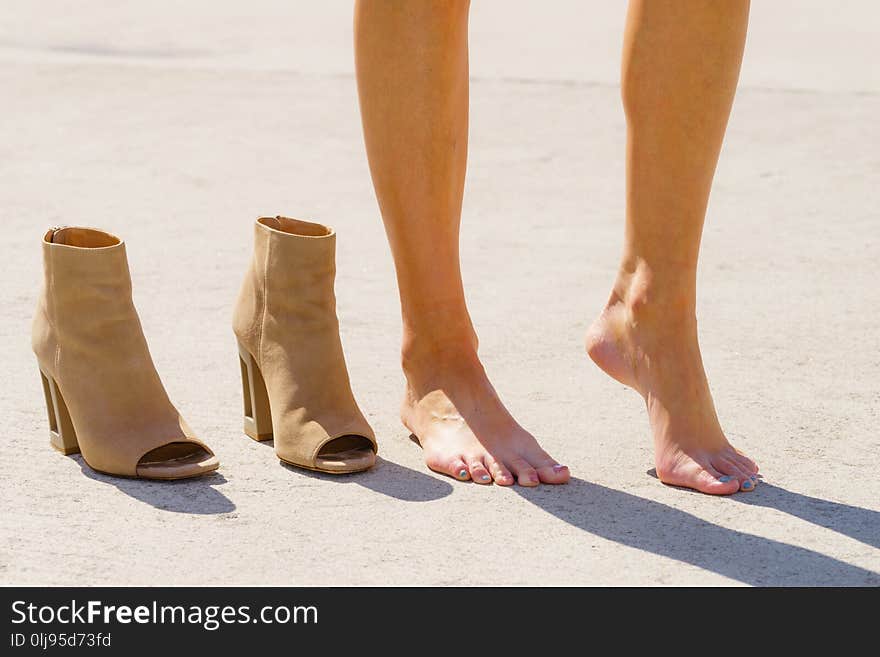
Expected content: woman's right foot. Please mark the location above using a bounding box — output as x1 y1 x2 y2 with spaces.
401 341 570 487
585 261 758 495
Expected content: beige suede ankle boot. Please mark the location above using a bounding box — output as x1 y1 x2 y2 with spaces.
33 227 219 479
233 216 376 473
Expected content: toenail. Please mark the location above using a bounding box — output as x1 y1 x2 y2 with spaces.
742 480 754 490
480 474 490 481
552 464 568 472
718 475 733 482
458 469 468 478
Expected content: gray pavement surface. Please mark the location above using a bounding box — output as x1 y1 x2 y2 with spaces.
1 1 878 585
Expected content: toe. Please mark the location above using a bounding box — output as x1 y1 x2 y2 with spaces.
427 453 470 481
734 454 759 489
468 459 493 485
696 467 741 495
485 456 515 486
658 460 739 495
450 457 471 481
734 448 759 473
509 458 540 487
535 461 570 485
734 452 759 475
716 456 755 490
526 447 570 484
739 477 756 492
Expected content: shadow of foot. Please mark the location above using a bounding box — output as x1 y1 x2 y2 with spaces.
733 482 880 550
77 457 235 515
647 468 880 549
278 455 453 502
517 476 879 586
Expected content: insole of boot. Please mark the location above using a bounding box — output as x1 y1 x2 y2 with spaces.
317 435 374 458
139 442 212 465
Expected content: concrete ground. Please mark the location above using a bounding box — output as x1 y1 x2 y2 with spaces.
1 1 878 586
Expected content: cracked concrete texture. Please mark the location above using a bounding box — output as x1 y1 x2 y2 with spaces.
0 1 877 586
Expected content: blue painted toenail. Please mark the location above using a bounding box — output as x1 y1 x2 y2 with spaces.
718 475 733 482
481 474 490 481
742 480 754 490
459 470 468 478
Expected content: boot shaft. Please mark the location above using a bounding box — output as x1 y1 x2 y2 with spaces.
33 227 145 375
234 216 341 357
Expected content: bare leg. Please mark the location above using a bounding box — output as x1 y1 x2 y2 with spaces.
587 0 758 494
354 0 569 486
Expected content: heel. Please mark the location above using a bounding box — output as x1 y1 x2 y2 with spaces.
238 342 273 441
39 369 79 455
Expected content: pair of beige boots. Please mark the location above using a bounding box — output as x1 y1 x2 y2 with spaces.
33 217 377 480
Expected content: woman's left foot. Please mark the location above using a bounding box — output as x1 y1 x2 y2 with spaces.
585 262 759 495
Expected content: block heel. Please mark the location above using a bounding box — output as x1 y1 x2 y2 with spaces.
238 341 273 441
40 369 79 455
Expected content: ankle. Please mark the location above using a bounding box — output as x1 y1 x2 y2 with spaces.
610 257 697 328
401 330 479 376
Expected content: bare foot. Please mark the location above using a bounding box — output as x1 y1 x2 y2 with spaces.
585 266 758 495
401 344 569 487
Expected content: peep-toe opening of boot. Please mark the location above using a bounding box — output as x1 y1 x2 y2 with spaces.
136 442 219 480
257 216 333 238
315 435 376 473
